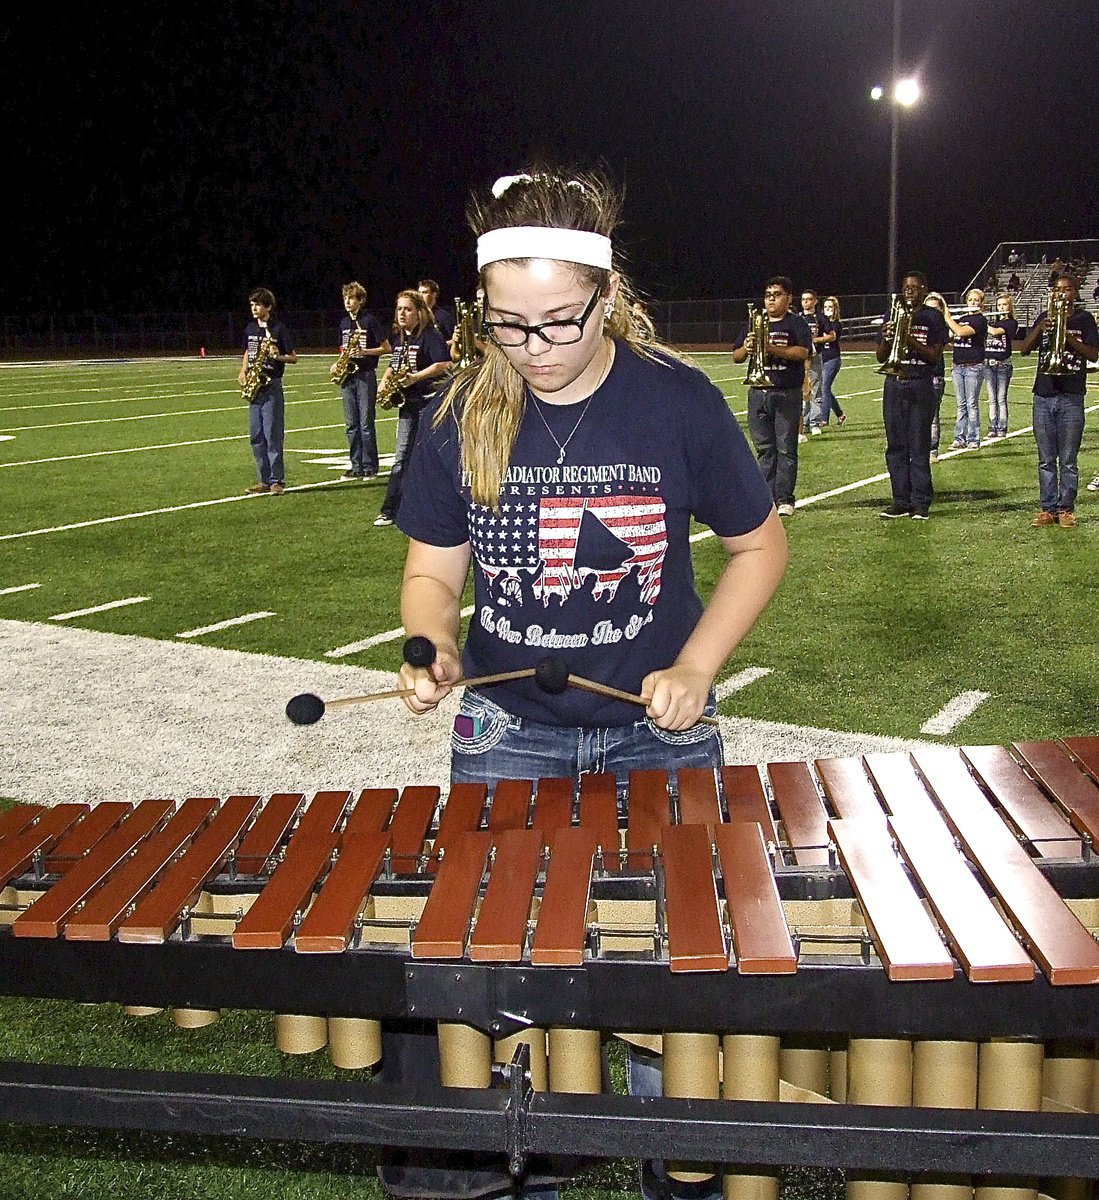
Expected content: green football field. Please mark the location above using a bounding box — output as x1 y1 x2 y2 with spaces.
1 351 1097 1197
1 350 1096 745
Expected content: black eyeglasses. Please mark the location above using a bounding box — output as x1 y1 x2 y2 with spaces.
481 286 602 347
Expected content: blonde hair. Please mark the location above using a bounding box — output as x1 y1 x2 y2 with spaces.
434 168 667 508
824 295 842 319
342 281 366 302
393 289 434 338
996 293 1015 317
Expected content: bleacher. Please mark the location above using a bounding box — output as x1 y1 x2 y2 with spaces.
966 239 1099 326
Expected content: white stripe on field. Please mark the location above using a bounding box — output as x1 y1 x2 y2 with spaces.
177 612 276 639
0 582 40 595
325 606 476 659
920 691 990 735
49 596 149 621
715 667 772 700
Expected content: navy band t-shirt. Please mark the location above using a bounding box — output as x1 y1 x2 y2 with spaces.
340 311 386 358
984 316 1018 362
396 342 774 727
1028 307 1099 396
890 305 948 380
950 311 988 365
732 312 814 390
244 319 293 380
821 318 842 364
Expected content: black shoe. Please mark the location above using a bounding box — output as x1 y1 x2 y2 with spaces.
880 504 910 519
912 507 930 520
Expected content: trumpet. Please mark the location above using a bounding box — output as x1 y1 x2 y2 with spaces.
1041 290 1072 375
452 296 481 370
876 295 914 376
331 325 364 387
742 305 773 387
378 342 412 409
241 331 277 403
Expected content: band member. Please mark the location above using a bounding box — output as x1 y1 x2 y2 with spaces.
392 166 786 1200
984 293 1018 440
332 282 390 479
731 277 813 516
942 288 988 450
373 290 451 527
417 278 456 340
820 295 845 425
238 288 297 495
799 288 829 434
1018 273 1099 528
876 272 948 519
924 292 949 462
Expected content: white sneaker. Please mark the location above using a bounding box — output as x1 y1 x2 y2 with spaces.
1087 473 1099 492
776 502 795 517
809 426 822 436
373 514 394 527
797 433 808 443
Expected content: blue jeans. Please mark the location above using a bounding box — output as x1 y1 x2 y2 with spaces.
820 357 844 422
380 403 422 521
805 354 823 429
929 376 945 452
951 363 984 447
984 360 1013 437
747 386 802 506
450 691 723 794
249 379 285 484
1033 392 1085 513
883 376 935 510
341 371 379 474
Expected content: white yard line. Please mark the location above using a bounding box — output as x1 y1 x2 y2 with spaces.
921 691 991 735
715 667 773 699
325 606 476 658
49 596 150 621
177 611 276 639
0 583 40 595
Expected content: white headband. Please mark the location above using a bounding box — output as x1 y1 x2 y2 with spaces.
477 226 613 272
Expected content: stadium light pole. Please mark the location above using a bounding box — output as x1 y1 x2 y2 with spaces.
871 0 921 303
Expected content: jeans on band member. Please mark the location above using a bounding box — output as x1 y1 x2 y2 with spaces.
929 375 945 452
984 360 1013 436
249 379 285 484
341 370 379 474
821 357 844 422
1033 392 1085 513
747 385 802 506
380 404 421 520
806 353 827 428
450 690 723 795
951 363 985 446
883 375 936 510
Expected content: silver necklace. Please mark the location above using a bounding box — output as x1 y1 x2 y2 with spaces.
530 392 596 464
528 345 612 464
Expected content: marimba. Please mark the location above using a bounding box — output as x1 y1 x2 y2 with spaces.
4 737 1099 1196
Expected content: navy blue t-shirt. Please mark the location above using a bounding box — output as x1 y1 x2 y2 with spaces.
396 342 774 727
733 312 814 390
244 319 293 380
1027 307 1099 396
388 326 450 409
890 305 948 381
339 311 386 359
984 316 1018 362
950 310 988 365
802 309 822 355
821 318 842 364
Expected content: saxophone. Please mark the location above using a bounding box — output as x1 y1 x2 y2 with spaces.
743 305 773 387
331 324 364 387
378 342 413 409
241 330 277 403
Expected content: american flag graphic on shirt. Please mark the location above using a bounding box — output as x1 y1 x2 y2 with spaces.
470 494 667 607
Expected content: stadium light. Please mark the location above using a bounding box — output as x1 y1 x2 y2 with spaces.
894 77 920 107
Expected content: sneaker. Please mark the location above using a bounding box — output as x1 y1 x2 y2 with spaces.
930 450 939 463
797 433 808 443
1087 473 1099 492
880 504 911 519
341 470 361 480
363 470 378 480
269 482 286 495
1059 510 1077 529
776 502 795 517
912 507 930 520
373 514 394 527
967 442 981 450
949 440 965 450
245 482 270 494
809 426 822 436
1031 510 1056 527
837 414 847 425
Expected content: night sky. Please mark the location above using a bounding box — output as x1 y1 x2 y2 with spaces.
4 0 1098 317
